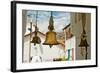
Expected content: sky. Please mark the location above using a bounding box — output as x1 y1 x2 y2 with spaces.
26 10 70 33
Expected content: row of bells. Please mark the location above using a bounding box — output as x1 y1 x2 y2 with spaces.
31 30 59 48
31 12 59 48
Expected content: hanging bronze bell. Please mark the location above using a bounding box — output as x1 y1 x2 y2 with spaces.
43 11 59 48
31 28 41 46
79 28 89 47
43 31 59 48
79 38 89 47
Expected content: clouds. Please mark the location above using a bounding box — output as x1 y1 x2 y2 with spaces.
26 10 70 33
53 12 70 32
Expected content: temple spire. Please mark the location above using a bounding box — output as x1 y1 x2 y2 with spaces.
48 11 54 31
